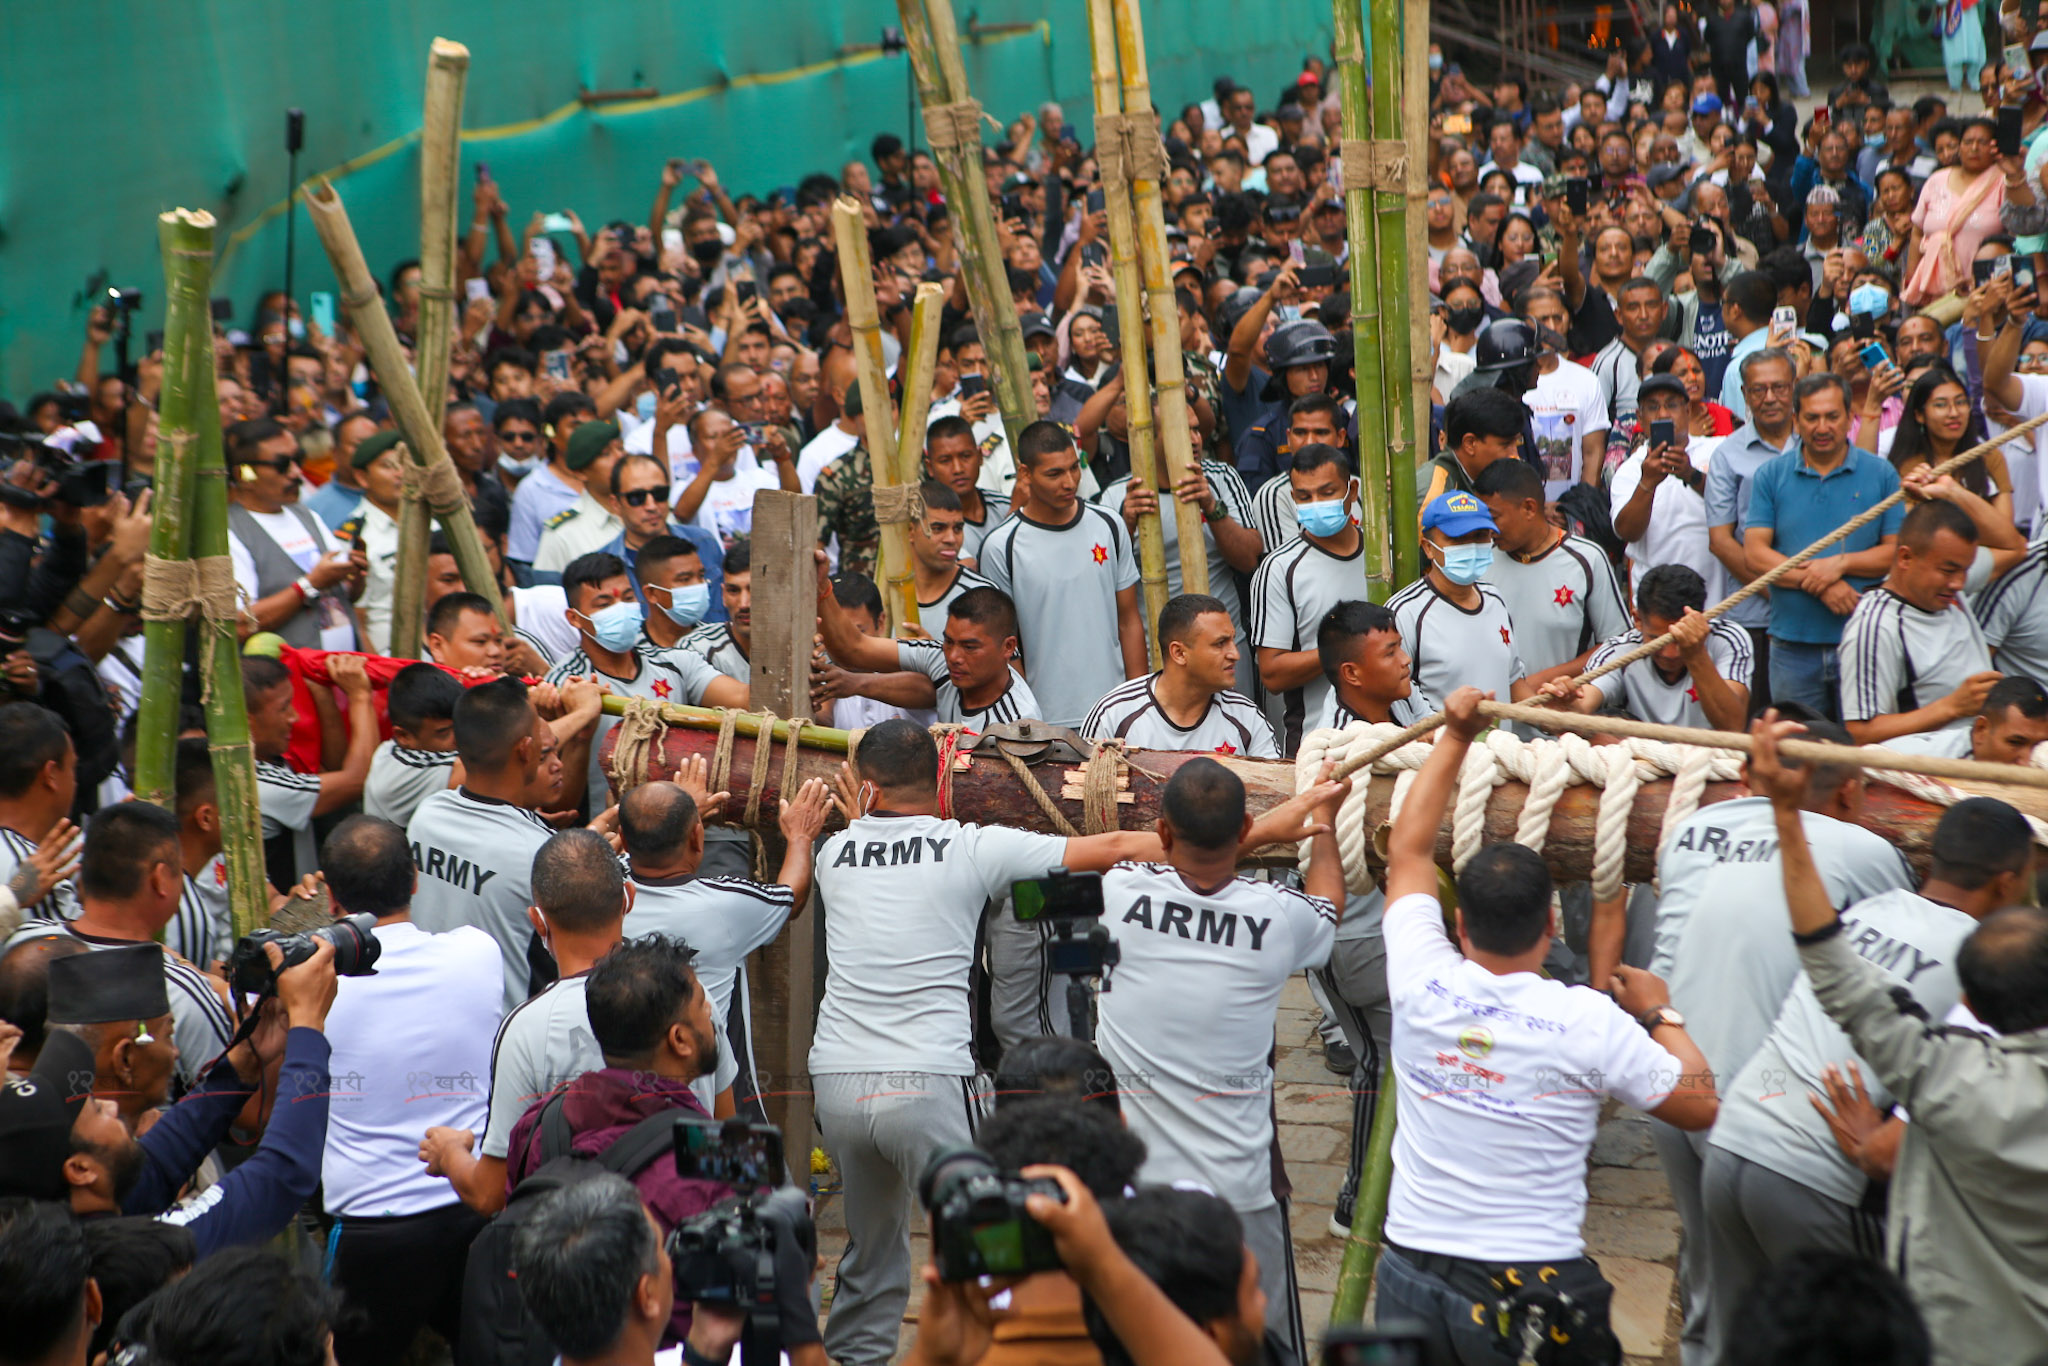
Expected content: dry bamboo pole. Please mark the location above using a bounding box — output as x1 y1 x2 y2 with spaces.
1088 0 1167 664
136 209 215 811
1332 0 1394 601
897 0 1036 446
188 301 269 941
302 178 507 641
1110 0 1208 595
896 282 947 479
831 199 918 636
392 38 472 661
1370 0 1421 592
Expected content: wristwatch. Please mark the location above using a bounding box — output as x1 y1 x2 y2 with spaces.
1638 1005 1685 1032
1202 500 1229 523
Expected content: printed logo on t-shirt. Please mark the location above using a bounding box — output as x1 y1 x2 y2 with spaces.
1553 585 1576 606
1458 1025 1495 1059
1091 543 1108 565
652 679 672 699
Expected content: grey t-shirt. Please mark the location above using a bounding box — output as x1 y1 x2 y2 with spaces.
1839 588 1992 728
481 974 599 1159
1386 577 1528 714
1251 535 1371 751
1081 673 1279 757
1710 888 1973 1205
1098 461 1258 695
1974 544 2048 685
898 641 1041 727
1483 534 1631 676
1654 797 1916 1081
545 644 726 809
407 788 560 1016
364 741 457 831
1585 620 1754 728
920 566 994 625
980 503 1140 726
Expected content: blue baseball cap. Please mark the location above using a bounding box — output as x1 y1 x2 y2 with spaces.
1691 92 1723 116
1422 489 1498 536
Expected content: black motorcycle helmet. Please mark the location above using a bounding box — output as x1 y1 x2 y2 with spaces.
1260 319 1339 400
1468 317 1543 394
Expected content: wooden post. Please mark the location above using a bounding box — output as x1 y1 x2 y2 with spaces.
394 37 471 660
303 178 507 637
896 0 1036 447
830 198 919 636
1110 0 1210 594
136 209 215 811
745 488 818 1177
1088 0 1167 663
1333 0 1394 602
1372 0 1421 591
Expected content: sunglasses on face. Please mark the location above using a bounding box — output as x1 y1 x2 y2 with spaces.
620 485 672 508
499 430 542 444
245 457 298 474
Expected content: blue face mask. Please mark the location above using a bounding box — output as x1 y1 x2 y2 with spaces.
498 452 539 480
653 582 711 628
1297 498 1352 538
635 391 658 423
1428 53 1445 72
581 601 645 652
1434 542 1495 585
1848 283 1889 317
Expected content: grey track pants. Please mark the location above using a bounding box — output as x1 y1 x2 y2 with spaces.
814 1070 981 1366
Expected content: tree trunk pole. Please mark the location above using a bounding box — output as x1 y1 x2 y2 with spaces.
1110 0 1209 593
831 199 919 637
899 0 1037 446
1333 0 1394 602
1377 0 1424 589
896 281 947 479
136 209 215 811
1088 0 1167 664
188 301 269 940
392 38 471 661
303 178 507 644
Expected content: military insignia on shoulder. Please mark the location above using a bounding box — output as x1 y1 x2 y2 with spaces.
979 433 1003 456
336 516 364 540
546 507 581 529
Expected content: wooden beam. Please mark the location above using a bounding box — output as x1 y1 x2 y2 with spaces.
748 490 818 719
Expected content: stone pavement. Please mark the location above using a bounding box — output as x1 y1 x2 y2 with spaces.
811 973 1684 1363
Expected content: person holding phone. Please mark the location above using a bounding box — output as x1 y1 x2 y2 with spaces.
1903 118 2010 320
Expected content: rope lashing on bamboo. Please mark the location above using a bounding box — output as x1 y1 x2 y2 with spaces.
871 483 926 527
1340 139 1408 192
742 710 778 828
711 707 740 800
396 449 470 518
606 697 671 793
1299 704 2048 902
1097 111 1169 187
780 718 809 813
1333 408 2048 780
994 739 1129 837
140 553 241 702
933 724 970 819
923 100 992 154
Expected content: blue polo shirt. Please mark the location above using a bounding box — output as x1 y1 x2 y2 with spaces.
1745 443 1903 646
597 523 728 624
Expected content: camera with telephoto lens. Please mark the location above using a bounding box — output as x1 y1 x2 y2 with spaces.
0 427 118 510
667 1118 809 1366
229 912 382 995
917 1145 1068 1282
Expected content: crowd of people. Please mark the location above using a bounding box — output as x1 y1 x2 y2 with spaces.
3 9 2048 1366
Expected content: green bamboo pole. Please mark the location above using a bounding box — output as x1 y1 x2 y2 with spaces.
135 209 215 810
303 177 507 643
1329 1060 1398 1321
1333 0 1394 603
1088 0 1166 665
1378 0 1424 590
1111 0 1209 594
896 0 1035 446
599 693 852 751
832 198 919 637
189 304 269 941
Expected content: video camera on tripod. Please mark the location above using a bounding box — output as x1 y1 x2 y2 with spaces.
1012 867 1119 1039
666 1117 813 1366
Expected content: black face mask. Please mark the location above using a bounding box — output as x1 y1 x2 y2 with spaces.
1445 305 1485 335
689 238 724 268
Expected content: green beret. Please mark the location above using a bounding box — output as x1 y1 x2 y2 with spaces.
565 419 622 471
350 427 406 470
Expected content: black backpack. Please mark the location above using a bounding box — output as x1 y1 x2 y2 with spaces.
456 1093 678 1366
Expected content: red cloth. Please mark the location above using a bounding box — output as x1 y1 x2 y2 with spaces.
269 648 486 773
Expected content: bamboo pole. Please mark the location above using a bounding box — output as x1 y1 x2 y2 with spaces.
1110 0 1208 595
896 282 947 479
188 301 269 941
1332 0 1394 602
896 0 1036 446
1088 0 1167 664
136 210 215 810
1330 1060 1398 1321
302 178 507 642
393 37 471 661
831 199 919 636
1400 0 1433 571
1371 0 1421 591
600 694 852 751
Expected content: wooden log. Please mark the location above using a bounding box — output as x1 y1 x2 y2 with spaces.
598 717 2024 881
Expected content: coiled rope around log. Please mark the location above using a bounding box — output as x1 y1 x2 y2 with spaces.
1299 701 2048 902
1333 408 2048 781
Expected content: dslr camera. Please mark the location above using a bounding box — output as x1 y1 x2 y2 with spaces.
229 912 382 995
0 428 118 509
667 1118 811 1366
917 1145 1068 1282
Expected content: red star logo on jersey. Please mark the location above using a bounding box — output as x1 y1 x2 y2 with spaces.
1553 585 1576 606
652 679 673 699
1500 626 1512 646
1686 685 1700 702
1091 543 1108 565
1215 742 1238 755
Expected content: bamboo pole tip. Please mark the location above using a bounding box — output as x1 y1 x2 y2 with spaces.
913 281 946 304
832 197 864 220
159 208 218 231
429 37 471 62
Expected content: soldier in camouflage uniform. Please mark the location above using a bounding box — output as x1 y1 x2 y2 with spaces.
814 441 880 581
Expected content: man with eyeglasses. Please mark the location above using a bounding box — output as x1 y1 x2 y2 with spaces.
1705 347 1798 711
591 452 725 636
225 417 365 651
332 428 420 654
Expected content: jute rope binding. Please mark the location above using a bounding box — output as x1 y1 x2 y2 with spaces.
996 739 1128 837
1336 408 2048 779
397 449 469 518
871 483 925 527
1097 111 1168 186
1340 139 1407 192
606 698 670 794
923 100 991 154
140 554 242 703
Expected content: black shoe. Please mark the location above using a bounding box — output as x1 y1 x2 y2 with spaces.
1329 1176 1358 1238
1323 1036 1357 1076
